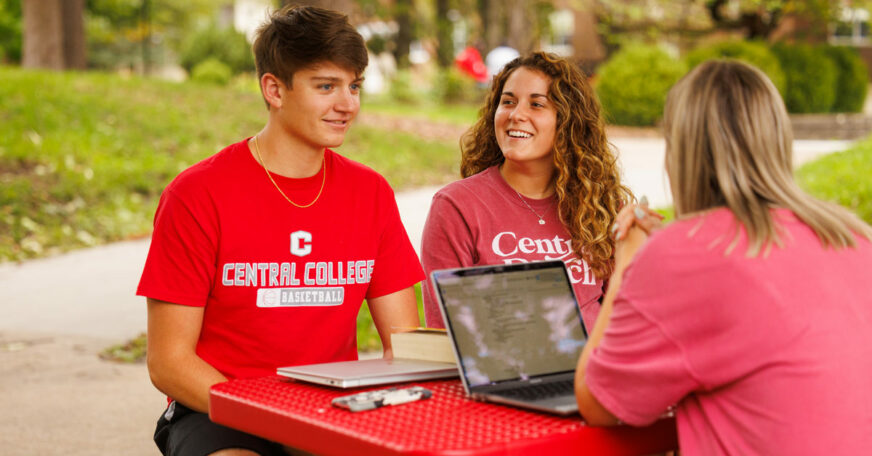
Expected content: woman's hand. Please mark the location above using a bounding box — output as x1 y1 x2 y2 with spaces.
610 196 664 269
611 196 664 240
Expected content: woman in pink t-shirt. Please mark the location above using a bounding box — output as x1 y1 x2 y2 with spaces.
421 52 634 330
575 60 872 454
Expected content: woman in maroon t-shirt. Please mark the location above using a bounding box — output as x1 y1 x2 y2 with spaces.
422 52 635 330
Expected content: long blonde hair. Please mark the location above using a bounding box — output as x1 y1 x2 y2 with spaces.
663 59 872 254
461 52 632 278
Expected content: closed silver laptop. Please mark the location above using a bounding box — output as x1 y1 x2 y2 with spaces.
431 260 588 415
277 357 457 388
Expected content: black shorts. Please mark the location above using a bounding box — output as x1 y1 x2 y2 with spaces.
154 401 286 456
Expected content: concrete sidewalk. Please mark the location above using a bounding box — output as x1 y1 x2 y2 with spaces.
0 137 853 456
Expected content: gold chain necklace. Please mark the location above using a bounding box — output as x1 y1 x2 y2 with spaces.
513 188 550 225
253 135 326 208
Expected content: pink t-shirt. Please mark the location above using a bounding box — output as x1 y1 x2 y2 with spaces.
586 208 872 455
421 166 604 330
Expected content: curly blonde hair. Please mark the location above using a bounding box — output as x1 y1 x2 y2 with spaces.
461 52 632 278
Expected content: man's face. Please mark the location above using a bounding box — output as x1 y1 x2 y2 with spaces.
275 62 362 154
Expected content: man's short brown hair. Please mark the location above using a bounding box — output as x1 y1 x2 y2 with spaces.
252 5 368 88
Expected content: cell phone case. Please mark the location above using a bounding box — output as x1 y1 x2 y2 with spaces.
331 386 432 412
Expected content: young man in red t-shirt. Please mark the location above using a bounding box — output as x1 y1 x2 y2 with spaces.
137 5 423 455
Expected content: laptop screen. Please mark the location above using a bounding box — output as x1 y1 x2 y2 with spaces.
432 261 588 388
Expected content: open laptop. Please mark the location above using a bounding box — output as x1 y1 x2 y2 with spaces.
431 260 588 415
277 357 458 388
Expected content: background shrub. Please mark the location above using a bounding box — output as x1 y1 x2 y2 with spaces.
179 25 254 76
823 46 869 113
191 58 233 85
389 70 420 104
684 40 786 95
773 43 837 113
596 43 687 126
433 67 481 104
0 0 21 63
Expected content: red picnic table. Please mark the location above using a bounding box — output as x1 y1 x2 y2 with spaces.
210 376 678 455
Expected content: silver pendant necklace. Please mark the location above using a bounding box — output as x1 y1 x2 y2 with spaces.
513 189 549 225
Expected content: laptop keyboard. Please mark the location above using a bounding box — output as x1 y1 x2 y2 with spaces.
498 379 575 401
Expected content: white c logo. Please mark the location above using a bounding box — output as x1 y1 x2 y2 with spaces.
290 231 312 257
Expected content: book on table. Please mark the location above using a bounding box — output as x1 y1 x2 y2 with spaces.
390 327 457 364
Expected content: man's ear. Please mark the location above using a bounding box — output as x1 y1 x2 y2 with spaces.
261 73 286 110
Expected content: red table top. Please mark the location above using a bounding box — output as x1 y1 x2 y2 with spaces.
210 377 677 456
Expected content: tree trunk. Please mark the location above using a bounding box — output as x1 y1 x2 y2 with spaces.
479 0 503 54
61 0 85 69
22 0 64 69
572 6 605 75
22 0 85 70
435 0 452 67
393 0 412 68
506 0 533 53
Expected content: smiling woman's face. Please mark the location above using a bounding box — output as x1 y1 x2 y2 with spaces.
494 67 557 168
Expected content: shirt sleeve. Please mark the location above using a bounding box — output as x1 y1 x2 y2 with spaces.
136 187 219 307
420 192 478 328
365 178 425 300
584 255 703 426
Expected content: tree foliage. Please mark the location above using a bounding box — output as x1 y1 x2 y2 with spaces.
0 0 21 62
86 0 217 71
596 44 687 126
593 0 864 42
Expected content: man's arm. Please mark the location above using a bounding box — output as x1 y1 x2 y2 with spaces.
366 286 420 358
146 298 228 413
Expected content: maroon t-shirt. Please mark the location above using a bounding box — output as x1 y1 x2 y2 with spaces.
421 166 603 330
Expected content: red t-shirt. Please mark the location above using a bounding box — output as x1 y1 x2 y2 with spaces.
137 139 424 380
587 208 872 454
421 166 604 330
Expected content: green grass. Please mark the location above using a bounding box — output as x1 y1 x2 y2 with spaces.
797 137 872 224
0 66 459 262
100 332 147 363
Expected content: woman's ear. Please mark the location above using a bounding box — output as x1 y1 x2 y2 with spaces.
261 73 284 110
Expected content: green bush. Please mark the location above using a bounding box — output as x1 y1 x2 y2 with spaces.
685 40 786 95
823 46 869 113
596 44 687 126
389 70 420 104
179 25 254 75
191 58 233 85
0 0 21 63
433 67 481 104
773 43 837 113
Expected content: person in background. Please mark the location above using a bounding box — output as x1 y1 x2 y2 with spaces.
138 5 422 455
576 59 872 455
421 51 635 331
